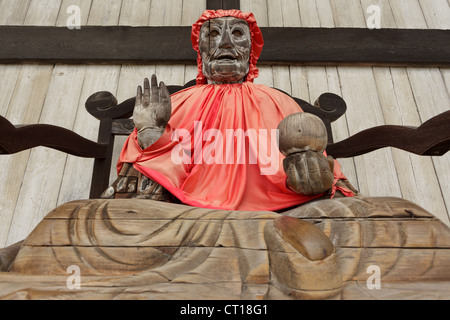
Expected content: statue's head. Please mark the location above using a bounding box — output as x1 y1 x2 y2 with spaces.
199 17 251 84
191 10 264 85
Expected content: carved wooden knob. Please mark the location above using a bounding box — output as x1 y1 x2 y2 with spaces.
277 112 328 156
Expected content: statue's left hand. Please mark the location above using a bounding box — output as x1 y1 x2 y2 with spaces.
283 150 335 195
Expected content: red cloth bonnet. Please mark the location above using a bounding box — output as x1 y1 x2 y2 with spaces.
191 9 265 85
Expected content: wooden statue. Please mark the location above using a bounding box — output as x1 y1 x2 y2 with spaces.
100 10 356 204
0 9 449 300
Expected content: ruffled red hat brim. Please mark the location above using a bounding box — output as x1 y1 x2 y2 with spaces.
191 10 264 85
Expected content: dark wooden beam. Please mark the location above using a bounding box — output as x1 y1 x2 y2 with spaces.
0 26 196 64
259 28 450 66
207 0 240 10
0 26 449 66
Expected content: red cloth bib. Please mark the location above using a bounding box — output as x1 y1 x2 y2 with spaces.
118 82 353 211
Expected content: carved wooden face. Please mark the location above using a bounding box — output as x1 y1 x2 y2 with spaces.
199 17 251 84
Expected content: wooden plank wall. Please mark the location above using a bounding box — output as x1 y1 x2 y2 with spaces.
0 0 449 247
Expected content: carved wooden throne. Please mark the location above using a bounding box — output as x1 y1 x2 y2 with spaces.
0 79 449 300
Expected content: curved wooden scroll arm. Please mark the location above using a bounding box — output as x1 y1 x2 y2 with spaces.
0 115 108 158
326 111 450 158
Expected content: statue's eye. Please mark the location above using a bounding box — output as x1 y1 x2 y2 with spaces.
209 30 220 37
232 29 243 37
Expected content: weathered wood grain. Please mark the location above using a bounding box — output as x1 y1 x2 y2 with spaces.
23 0 61 26
1 196 449 300
6 66 87 246
119 0 151 26
389 0 428 29
0 65 54 248
418 0 450 29
58 66 121 206
182 0 207 26
0 0 31 25
373 67 449 225
56 0 92 27
87 0 122 26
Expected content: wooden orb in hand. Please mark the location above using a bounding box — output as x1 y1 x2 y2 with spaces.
277 112 328 156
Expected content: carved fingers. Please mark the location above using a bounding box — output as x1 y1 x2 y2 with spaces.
284 150 335 196
100 162 177 202
133 74 172 149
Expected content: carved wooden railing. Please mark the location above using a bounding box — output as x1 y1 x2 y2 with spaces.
1 80 449 199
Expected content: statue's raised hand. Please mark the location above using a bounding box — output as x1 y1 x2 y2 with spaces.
133 74 171 149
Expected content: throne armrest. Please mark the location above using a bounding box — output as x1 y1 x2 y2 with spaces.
0 115 108 158
326 111 450 158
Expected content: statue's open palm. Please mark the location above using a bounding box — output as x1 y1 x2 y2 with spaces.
133 74 172 149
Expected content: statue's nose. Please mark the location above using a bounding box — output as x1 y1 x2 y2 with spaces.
219 28 233 49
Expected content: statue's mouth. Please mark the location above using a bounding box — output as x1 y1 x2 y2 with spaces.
214 52 238 63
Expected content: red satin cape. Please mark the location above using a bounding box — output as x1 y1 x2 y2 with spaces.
118 82 353 211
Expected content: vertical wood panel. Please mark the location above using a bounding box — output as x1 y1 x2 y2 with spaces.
240 0 269 27
390 0 449 223
0 66 20 116
323 66 359 190
23 0 62 26
315 0 335 27
267 0 284 26
373 67 449 224
297 0 322 27
329 0 366 27
289 66 309 101
184 65 198 83
272 66 292 95
418 0 450 29
149 0 183 26
280 0 301 27
407 68 450 224
118 0 151 26
87 0 122 25
338 67 403 197
360 0 396 28
0 66 54 247
57 66 121 206
442 69 450 93
0 0 31 25
0 1 33 248
389 0 428 29
329 0 402 198
162 0 183 26
56 0 92 27
148 0 166 26
7 65 87 246
182 0 207 26
253 65 274 87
